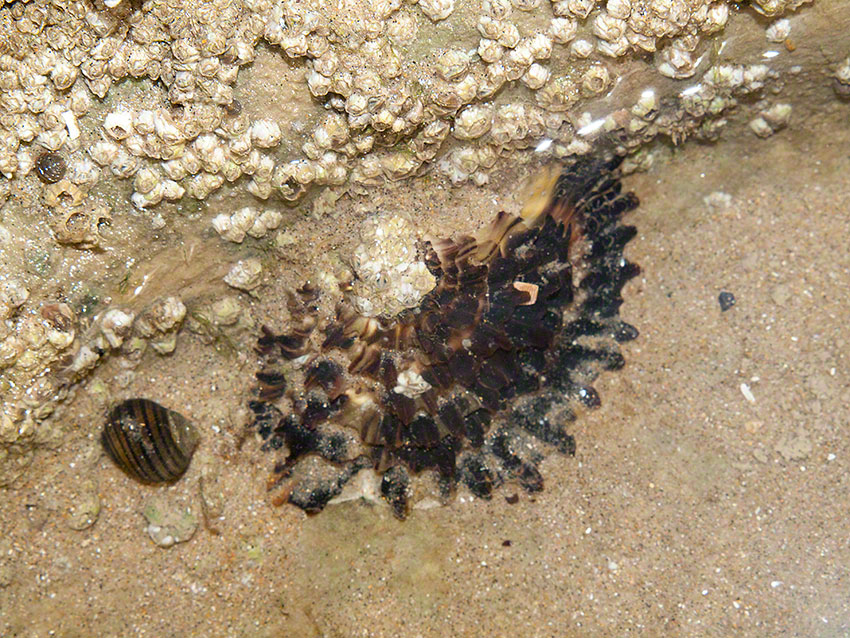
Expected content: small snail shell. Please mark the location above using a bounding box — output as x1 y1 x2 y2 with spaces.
101 398 199 484
35 151 67 184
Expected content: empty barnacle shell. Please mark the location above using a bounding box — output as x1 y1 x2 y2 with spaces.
101 398 200 484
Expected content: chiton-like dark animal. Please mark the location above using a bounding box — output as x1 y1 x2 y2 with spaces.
248 154 641 518
101 398 200 484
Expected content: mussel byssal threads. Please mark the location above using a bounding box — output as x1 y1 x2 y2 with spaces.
101 398 200 484
249 154 641 518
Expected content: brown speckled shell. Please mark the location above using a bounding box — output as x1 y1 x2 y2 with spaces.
35 152 66 184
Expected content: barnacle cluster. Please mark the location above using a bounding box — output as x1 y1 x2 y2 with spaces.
0 0 806 217
349 212 436 318
246 156 640 517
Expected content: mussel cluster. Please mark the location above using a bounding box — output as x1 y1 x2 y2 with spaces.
249 155 641 518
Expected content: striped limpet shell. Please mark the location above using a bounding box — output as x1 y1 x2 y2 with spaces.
101 398 199 484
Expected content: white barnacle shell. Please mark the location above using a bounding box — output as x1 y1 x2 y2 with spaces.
535 76 578 112
198 56 220 78
16 150 34 177
16 115 40 143
39 104 63 132
134 110 156 136
372 108 395 132
436 48 470 81
255 154 276 181
743 64 770 91
548 18 578 44
162 158 187 181
749 116 773 138
597 35 631 58
202 145 228 174
251 119 281 148
631 90 658 119
423 119 451 143
131 183 164 209
507 40 535 71
522 63 551 90
307 69 332 97
134 167 161 194
50 60 78 91
1 89 27 114
36 128 68 152
485 0 512 19
86 76 112 100
228 132 253 158
478 39 504 64
703 2 729 33
104 110 134 140
224 258 263 291
314 113 349 149
593 14 627 42
607 0 631 19
393 369 432 399
154 110 183 144
127 48 151 79
89 141 120 166
0 150 17 179
68 87 91 117
110 149 140 179
571 39 594 58
657 45 697 79
581 65 612 95
172 38 200 64
765 18 790 43
100 309 135 349
477 16 503 40
528 33 553 60
212 213 243 243
66 159 99 188
345 93 369 116
762 102 791 129
453 105 493 140
498 22 521 49
627 29 657 53
566 0 595 19
280 34 309 58
193 133 219 160
419 0 455 22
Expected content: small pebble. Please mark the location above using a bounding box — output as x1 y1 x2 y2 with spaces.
718 291 736 311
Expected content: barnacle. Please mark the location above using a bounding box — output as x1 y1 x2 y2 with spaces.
247 155 641 519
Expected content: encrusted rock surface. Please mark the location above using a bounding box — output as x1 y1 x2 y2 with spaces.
0 0 842 482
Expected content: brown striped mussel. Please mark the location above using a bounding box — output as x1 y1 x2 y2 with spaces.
247 154 641 518
101 398 200 484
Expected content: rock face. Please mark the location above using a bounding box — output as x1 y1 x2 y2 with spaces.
0 0 842 488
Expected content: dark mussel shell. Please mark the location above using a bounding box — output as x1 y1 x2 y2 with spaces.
101 398 200 484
